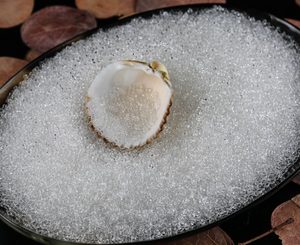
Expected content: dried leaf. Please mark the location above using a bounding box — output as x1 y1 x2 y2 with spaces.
0 57 28 86
136 0 225 13
21 6 97 53
286 19 300 29
75 0 135 19
271 194 300 245
156 226 234 245
0 0 34 28
25 49 41 62
292 173 300 186
238 219 293 245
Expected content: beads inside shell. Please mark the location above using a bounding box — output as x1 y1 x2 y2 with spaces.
86 60 173 149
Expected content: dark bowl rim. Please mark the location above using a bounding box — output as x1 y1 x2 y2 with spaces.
0 3 300 245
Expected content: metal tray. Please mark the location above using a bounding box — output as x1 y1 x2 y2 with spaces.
0 4 300 245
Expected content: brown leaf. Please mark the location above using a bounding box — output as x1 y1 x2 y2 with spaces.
292 173 300 186
286 19 300 29
0 0 34 28
156 226 234 245
271 194 300 245
75 0 135 19
21 6 97 53
0 57 28 86
25 49 41 62
136 0 225 13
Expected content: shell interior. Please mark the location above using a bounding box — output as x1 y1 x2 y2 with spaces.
86 61 172 149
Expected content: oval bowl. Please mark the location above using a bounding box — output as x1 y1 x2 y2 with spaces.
0 4 300 245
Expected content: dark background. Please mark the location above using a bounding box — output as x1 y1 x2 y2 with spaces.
0 0 300 244
0 0 300 58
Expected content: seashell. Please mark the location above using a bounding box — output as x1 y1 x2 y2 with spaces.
86 60 173 149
